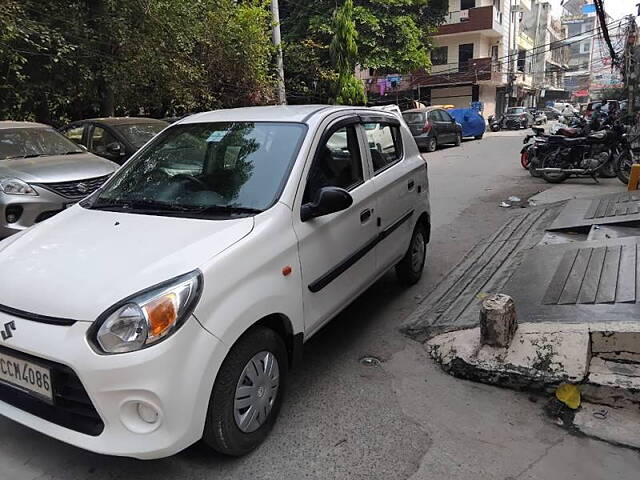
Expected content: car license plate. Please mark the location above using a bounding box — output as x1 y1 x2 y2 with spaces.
0 351 53 402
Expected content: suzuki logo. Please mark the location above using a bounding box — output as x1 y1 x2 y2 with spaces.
1 321 16 341
76 183 89 194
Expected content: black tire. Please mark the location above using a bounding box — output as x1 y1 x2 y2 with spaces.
474 134 484 140
202 326 288 456
540 153 569 183
425 136 438 152
490 124 500 132
454 133 462 146
396 222 428 286
528 155 542 177
616 150 635 185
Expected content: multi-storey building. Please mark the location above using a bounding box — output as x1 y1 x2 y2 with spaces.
359 0 568 116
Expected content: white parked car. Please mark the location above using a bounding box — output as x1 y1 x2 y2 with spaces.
0 105 431 459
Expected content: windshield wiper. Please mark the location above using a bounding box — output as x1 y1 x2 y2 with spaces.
63 151 84 155
22 153 47 158
86 199 262 216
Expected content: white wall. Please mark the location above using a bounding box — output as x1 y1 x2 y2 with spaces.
432 34 496 73
480 85 497 118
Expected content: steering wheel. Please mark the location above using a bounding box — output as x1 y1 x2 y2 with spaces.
172 174 208 190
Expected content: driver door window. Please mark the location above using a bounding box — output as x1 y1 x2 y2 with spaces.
303 126 363 204
90 126 118 156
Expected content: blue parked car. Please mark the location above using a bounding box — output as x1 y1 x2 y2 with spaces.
447 108 485 140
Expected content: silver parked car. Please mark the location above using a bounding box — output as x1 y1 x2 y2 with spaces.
0 121 118 238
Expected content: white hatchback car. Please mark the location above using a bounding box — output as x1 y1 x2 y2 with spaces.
0 105 430 459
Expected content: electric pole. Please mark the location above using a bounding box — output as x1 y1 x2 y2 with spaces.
506 0 514 113
271 0 286 104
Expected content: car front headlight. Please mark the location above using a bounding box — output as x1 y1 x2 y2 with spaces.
0 178 38 196
91 270 203 354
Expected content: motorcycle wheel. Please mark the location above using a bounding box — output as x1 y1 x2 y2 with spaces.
616 150 635 185
490 124 500 132
540 153 569 183
528 155 542 178
521 151 530 169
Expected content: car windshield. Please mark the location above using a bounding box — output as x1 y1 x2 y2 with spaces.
114 122 168 149
87 122 307 218
507 108 525 114
0 128 84 160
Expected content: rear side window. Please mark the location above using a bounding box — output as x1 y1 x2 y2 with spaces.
429 110 443 121
363 123 402 174
440 110 454 122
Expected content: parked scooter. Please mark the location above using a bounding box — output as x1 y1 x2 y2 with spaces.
488 114 503 132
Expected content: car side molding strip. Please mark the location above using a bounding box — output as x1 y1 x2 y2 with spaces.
308 210 414 293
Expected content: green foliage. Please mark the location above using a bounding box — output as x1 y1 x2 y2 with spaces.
281 0 447 103
330 0 366 105
0 0 276 124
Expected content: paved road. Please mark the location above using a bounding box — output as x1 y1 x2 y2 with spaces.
1 132 638 480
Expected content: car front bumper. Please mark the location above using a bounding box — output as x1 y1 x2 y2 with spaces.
0 310 228 459
0 186 75 239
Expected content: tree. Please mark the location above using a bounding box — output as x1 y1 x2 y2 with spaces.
330 0 366 105
280 0 448 103
0 0 277 124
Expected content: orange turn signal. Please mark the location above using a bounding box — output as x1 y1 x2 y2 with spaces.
282 266 292 276
143 294 178 338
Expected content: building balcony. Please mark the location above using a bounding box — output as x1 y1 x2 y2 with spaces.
437 6 506 38
410 57 503 87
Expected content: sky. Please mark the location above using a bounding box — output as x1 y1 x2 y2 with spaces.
550 0 637 20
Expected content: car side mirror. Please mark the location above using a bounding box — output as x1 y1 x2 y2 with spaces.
106 142 124 156
301 187 353 222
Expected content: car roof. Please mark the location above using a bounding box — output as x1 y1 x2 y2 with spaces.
0 121 52 130
402 107 442 114
73 117 168 126
177 105 362 125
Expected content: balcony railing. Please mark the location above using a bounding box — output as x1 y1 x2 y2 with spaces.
437 6 500 36
411 57 501 87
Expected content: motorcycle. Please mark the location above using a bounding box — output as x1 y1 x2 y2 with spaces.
613 126 639 185
537 129 616 183
521 127 556 178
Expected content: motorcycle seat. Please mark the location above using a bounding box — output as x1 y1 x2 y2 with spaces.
556 127 580 137
588 131 607 141
549 136 584 144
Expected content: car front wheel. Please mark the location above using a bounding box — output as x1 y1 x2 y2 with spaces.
454 133 462 146
396 223 427 286
202 326 287 456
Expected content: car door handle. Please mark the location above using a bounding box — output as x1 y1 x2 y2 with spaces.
408 180 415 191
360 209 372 223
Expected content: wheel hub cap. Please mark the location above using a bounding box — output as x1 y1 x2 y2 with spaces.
233 351 280 433
411 232 426 273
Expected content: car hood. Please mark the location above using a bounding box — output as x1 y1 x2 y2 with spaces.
0 153 117 183
0 207 254 321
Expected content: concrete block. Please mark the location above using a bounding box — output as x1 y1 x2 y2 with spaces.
479 294 517 348
591 332 640 356
573 402 640 449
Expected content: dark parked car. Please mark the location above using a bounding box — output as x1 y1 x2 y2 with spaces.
60 117 168 164
504 107 534 129
402 107 463 152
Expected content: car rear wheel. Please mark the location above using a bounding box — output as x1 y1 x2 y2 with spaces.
202 326 287 456
396 223 427 286
425 136 437 152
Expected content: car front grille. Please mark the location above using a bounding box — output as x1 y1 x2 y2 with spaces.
36 175 110 199
0 345 104 436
